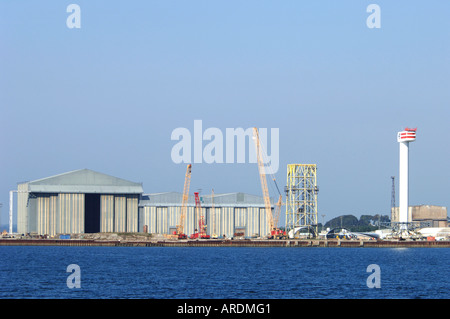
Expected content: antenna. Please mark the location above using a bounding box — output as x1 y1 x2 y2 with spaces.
391 176 396 213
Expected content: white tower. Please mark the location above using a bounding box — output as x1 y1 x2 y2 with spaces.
396 127 417 232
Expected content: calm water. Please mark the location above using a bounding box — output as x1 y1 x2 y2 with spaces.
0 246 448 299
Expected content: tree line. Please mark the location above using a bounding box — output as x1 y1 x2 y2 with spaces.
322 214 390 232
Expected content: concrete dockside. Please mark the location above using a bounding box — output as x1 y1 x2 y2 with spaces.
1 239 449 248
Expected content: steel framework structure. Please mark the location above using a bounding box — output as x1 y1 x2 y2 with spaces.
285 164 318 236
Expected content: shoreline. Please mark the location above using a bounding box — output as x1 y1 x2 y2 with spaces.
1 238 449 248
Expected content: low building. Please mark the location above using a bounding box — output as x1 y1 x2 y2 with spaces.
417 227 450 240
139 192 271 238
16 169 273 238
391 205 448 228
17 169 143 236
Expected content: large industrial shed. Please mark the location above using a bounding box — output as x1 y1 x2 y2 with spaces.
139 192 272 238
17 169 144 236
391 205 448 228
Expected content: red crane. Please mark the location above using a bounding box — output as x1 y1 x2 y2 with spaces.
190 192 210 239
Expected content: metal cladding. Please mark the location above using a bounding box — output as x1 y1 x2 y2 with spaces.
100 195 115 232
98 194 140 233
126 196 139 232
57 193 84 234
17 169 143 236
16 169 272 238
25 168 144 194
114 196 127 233
139 192 272 238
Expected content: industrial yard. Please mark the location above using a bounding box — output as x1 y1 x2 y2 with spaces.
1 236 450 248
4 128 449 246
2 1 449 304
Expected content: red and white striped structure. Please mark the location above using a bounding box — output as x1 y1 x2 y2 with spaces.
396 128 417 230
397 128 417 142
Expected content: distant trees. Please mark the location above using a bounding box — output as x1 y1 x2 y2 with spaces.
324 214 390 232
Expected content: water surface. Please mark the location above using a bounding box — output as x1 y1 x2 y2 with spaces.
0 246 448 299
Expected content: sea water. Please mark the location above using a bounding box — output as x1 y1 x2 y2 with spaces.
0 246 448 299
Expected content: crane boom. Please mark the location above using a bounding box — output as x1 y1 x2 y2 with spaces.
252 127 274 233
191 192 210 239
274 194 283 229
253 127 286 239
176 164 192 238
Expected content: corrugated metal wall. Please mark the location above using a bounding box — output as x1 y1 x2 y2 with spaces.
234 207 261 238
156 207 168 234
22 194 269 237
126 196 139 232
140 206 157 233
247 207 261 237
166 206 181 234
138 204 270 238
185 206 196 236
234 208 247 228
17 183 29 234
260 208 269 237
100 195 139 233
37 194 58 236
152 206 197 235
100 195 114 232
140 206 204 236
114 196 127 232
22 191 268 237
206 207 218 236
217 207 234 237
22 192 140 235
58 193 84 235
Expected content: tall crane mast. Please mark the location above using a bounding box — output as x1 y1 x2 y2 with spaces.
252 128 274 234
191 192 210 239
273 194 283 230
176 164 191 239
252 127 286 239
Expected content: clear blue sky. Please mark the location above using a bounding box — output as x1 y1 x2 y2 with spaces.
1 1 449 228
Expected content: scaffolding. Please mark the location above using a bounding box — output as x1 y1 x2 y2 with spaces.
285 164 319 237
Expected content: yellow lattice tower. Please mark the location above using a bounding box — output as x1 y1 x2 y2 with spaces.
285 164 318 237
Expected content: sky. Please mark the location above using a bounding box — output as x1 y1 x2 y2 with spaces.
1 1 449 228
